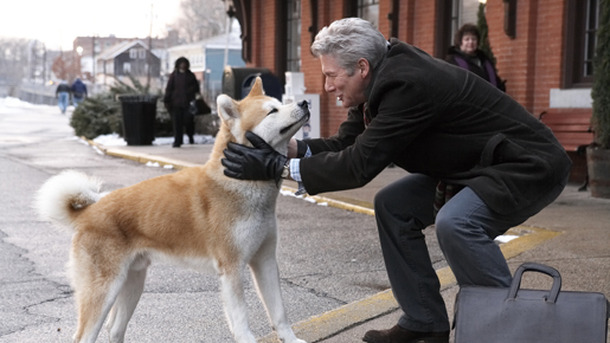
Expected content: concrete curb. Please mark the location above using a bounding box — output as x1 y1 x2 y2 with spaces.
82 137 199 170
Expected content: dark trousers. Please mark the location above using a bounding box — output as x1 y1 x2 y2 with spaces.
171 106 194 145
373 173 566 333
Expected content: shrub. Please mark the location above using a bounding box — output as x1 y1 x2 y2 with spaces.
70 94 122 139
592 0 610 149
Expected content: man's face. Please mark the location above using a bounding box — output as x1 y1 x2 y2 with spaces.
320 54 369 108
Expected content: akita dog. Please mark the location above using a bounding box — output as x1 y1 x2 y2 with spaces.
35 77 309 343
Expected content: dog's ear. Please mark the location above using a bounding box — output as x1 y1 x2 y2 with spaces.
245 77 264 98
216 94 240 123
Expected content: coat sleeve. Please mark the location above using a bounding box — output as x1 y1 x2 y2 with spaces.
300 78 436 195
304 106 365 154
163 73 174 104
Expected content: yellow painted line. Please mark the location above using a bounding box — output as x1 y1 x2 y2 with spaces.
82 137 198 170
499 225 561 260
281 186 375 216
103 147 198 170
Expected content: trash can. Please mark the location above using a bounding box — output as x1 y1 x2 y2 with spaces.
119 95 158 146
222 67 273 100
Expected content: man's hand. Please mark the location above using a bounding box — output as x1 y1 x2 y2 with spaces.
222 131 288 183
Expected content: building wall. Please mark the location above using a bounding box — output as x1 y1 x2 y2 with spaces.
239 0 589 138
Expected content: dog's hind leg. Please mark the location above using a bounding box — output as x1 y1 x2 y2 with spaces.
71 258 128 343
249 237 307 343
219 264 257 343
106 254 150 343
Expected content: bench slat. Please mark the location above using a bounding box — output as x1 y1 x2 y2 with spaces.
538 111 593 152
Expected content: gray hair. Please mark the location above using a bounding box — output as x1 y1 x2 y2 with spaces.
311 18 388 76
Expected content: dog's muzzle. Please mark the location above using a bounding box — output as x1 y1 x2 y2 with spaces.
297 101 311 120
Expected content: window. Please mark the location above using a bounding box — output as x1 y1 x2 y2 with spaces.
435 0 460 57
129 49 137 59
286 0 301 72
565 0 600 87
123 62 131 74
138 48 146 59
358 0 379 28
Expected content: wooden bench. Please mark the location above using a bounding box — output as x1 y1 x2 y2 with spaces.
538 109 594 189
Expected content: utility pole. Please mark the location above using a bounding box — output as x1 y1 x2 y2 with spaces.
146 1 153 90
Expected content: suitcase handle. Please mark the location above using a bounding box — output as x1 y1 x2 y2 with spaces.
507 262 562 303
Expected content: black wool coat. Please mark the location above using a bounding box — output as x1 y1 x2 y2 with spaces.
163 70 200 109
300 39 571 215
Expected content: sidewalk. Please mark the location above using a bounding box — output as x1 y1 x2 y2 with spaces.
92 139 610 343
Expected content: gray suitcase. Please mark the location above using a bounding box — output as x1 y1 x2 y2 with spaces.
454 262 609 343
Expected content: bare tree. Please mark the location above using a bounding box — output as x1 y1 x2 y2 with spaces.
171 0 227 43
0 38 29 86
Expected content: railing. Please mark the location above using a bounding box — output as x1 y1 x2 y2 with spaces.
17 82 56 105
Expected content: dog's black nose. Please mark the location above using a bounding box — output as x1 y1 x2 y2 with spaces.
298 101 309 110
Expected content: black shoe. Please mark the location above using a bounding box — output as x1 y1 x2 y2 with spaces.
362 325 449 343
188 136 195 144
172 143 181 148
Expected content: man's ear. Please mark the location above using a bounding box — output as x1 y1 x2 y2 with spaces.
358 58 371 78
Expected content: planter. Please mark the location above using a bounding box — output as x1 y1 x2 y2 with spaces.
586 146 610 199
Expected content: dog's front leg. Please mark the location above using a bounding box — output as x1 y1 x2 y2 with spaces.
220 267 257 343
249 239 307 343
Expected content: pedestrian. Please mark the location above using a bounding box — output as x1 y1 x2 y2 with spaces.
446 23 505 91
163 56 200 148
70 78 88 107
221 17 571 343
55 81 71 114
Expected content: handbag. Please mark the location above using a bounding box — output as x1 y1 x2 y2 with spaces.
189 98 211 116
454 262 609 343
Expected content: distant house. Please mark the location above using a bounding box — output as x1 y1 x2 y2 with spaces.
167 26 245 107
95 40 161 90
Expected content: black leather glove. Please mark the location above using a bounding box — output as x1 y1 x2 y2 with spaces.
222 131 288 184
296 139 309 158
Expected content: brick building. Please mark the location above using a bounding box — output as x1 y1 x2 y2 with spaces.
230 0 598 181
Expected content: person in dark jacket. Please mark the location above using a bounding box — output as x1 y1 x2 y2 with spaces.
163 57 200 147
221 18 571 343
446 23 505 91
55 81 71 114
70 78 88 107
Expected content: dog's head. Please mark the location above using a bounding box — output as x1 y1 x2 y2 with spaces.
216 77 310 155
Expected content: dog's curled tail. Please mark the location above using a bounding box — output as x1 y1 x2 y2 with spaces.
35 170 103 229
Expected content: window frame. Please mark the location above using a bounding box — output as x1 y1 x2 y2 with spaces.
564 0 600 88
357 0 380 29
434 0 459 58
286 0 302 72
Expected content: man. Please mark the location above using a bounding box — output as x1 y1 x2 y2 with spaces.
71 78 88 107
222 18 570 343
55 81 71 114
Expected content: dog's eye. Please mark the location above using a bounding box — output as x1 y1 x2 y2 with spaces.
267 108 278 116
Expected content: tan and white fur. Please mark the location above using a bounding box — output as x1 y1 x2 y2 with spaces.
35 77 309 343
